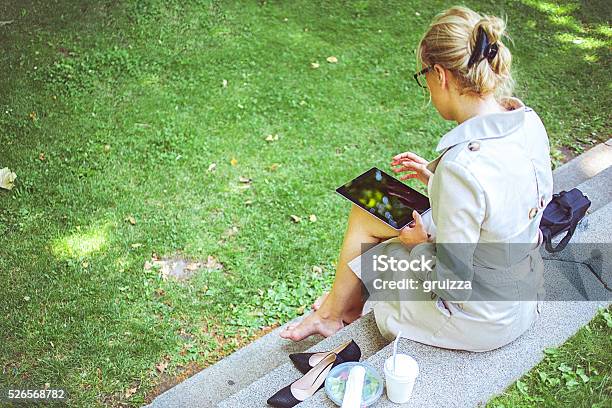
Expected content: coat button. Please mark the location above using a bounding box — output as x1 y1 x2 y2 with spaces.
539 196 546 209
529 207 538 219
467 141 480 151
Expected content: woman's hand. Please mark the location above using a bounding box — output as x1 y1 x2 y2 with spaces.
399 210 429 247
391 151 432 185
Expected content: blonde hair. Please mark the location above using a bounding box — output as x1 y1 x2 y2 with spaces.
417 6 514 97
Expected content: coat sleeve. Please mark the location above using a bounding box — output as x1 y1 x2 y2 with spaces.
407 159 486 302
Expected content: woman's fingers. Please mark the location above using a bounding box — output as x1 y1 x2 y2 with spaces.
392 151 428 165
392 161 425 173
400 173 419 180
412 210 424 228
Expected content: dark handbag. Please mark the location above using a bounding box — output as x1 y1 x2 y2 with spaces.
539 188 591 253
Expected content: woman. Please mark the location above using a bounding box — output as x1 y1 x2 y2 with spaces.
280 6 553 352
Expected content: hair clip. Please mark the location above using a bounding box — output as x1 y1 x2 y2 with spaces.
484 43 499 62
467 26 498 69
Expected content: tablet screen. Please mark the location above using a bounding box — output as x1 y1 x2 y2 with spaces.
336 167 430 229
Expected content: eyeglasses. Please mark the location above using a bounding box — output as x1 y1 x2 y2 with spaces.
413 65 433 88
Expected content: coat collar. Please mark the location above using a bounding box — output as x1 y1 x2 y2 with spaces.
426 97 528 173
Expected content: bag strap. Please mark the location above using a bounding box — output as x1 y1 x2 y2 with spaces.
543 217 579 253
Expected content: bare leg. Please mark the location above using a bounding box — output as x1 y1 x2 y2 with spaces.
280 205 399 341
312 292 328 311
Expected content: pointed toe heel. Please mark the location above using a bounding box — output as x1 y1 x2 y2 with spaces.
289 340 361 374
267 352 342 407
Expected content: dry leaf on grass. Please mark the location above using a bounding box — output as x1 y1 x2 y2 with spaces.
269 163 280 171
205 255 223 270
265 134 279 142
125 386 138 399
207 163 217 172
290 215 302 223
156 360 168 374
312 265 323 274
309 214 317 222
223 226 239 238
0 168 17 190
39 152 46 161
311 62 320 69
126 216 136 225
238 176 252 184
222 79 228 87
326 56 338 63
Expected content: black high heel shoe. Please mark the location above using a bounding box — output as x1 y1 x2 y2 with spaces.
267 352 343 408
289 340 361 374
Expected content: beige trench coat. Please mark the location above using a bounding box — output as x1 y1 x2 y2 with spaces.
348 97 553 352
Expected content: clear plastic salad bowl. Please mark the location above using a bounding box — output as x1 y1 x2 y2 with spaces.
324 361 384 406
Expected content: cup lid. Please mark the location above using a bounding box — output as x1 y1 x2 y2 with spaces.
384 354 419 378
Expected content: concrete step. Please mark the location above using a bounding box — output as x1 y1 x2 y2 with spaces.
297 259 611 408
217 312 389 408
145 315 323 408
552 139 612 193
545 201 612 286
149 139 612 408
573 164 612 213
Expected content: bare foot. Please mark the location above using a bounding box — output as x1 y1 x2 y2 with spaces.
312 292 329 311
279 310 344 341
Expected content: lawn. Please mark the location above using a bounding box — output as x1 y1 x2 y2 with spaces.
0 0 610 406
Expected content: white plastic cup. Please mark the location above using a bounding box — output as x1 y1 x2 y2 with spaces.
383 354 419 403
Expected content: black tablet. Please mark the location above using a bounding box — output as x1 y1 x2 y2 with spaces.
336 167 431 230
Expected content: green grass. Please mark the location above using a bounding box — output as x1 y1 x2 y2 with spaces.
0 0 610 406
488 307 612 408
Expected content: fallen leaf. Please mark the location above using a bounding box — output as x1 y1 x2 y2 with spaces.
245 200 253 206
230 158 238 166
207 163 216 172
312 265 323 274
125 386 138 399
326 56 338 63
290 215 302 223
223 226 239 238
311 62 320 69
29 111 37 121
0 168 17 190
82 261 89 268
126 216 136 225
265 134 279 142
309 214 317 222
156 361 168 374
24 296 30 301
39 152 46 161
104 144 111 152
131 243 143 249
205 255 223 270
269 163 280 171
159 263 170 280
222 79 228 87
238 176 252 184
